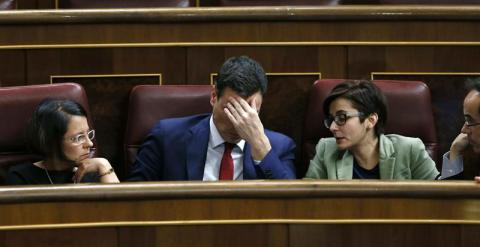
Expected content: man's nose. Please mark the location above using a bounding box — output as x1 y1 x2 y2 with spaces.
461 123 470 134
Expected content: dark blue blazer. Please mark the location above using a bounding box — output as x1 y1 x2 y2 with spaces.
127 114 296 181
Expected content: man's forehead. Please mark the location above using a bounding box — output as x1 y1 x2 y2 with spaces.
464 90 480 115
222 88 262 99
465 90 480 104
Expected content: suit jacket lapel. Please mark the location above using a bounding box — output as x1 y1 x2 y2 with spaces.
243 143 256 179
185 116 210 180
378 134 396 179
336 150 353 179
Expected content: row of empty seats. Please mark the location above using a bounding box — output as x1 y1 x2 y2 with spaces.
0 80 436 183
2 0 480 10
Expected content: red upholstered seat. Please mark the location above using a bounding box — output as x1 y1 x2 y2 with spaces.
58 0 196 8
0 83 91 184
303 79 438 165
124 85 213 171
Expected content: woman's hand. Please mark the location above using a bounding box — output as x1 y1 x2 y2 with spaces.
73 158 120 183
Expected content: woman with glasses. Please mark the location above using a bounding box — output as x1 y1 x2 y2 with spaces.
6 99 119 184
305 80 439 180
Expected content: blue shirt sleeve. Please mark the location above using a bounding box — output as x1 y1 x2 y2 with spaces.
440 151 464 179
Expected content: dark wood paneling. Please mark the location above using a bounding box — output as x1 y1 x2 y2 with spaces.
0 228 117 247
2 20 480 46
348 46 387 80
186 46 346 82
17 0 56 9
118 227 157 247
151 225 288 247
26 48 186 84
0 50 25 87
461 224 480 246
16 0 37 9
186 47 225 84
37 0 55 9
348 46 480 78
289 224 468 247
1 224 479 247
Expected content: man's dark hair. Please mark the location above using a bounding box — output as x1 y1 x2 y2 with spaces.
26 98 88 161
215 56 267 98
323 80 388 137
466 77 480 93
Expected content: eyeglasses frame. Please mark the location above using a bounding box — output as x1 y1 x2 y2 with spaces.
324 112 365 129
67 129 95 145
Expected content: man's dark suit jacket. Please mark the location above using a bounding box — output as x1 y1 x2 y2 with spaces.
127 114 296 181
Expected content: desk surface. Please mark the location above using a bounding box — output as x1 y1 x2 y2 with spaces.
0 180 479 230
1 180 480 202
2 6 480 24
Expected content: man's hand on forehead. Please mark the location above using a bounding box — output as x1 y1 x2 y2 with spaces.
223 96 271 160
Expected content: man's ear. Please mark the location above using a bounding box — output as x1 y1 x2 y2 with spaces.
210 89 217 107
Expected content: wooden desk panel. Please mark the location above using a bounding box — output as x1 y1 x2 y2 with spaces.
0 181 479 247
0 181 479 226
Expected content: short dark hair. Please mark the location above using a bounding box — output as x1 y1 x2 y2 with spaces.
26 98 88 161
215 56 268 98
323 80 388 137
466 77 480 93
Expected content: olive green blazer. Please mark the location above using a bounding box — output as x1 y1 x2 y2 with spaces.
305 134 439 180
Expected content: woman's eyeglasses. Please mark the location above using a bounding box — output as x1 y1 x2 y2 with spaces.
67 129 95 145
324 112 364 129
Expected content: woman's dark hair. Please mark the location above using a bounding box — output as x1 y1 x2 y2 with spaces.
323 80 388 137
26 98 88 161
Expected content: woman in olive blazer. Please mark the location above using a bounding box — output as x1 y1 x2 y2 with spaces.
304 80 439 180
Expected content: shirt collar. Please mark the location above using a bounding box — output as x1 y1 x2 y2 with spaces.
209 116 245 151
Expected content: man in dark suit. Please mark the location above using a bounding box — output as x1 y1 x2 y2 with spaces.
127 56 296 181
442 78 480 182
